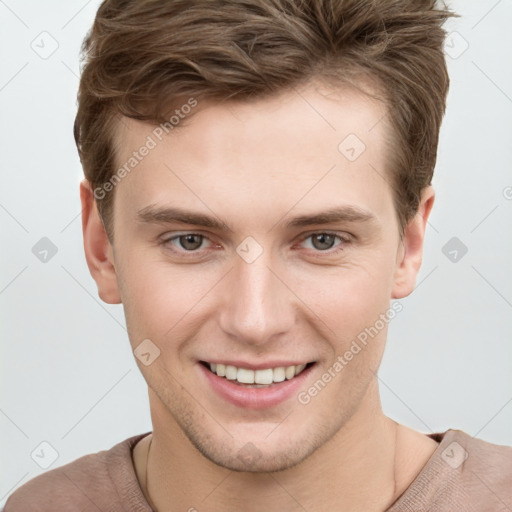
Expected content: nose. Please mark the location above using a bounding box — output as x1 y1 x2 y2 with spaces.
218 248 295 347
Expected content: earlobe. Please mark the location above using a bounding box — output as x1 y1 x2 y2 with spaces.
80 180 121 304
391 186 435 299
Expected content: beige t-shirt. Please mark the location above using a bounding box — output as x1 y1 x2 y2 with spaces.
4 429 512 511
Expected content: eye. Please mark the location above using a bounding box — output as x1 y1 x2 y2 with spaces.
305 233 337 250
300 232 350 255
163 233 211 252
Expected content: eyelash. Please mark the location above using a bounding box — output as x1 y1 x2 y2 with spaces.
159 231 351 259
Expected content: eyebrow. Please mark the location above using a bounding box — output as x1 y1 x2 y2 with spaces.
136 204 376 231
137 205 233 232
284 206 375 228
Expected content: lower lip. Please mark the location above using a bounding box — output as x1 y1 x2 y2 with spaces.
198 363 315 410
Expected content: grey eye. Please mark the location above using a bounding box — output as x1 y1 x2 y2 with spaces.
177 234 204 250
310 233 337 251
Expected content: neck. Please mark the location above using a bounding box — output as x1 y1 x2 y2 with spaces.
135 382 431 512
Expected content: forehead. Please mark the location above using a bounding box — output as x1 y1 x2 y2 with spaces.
111 81 395 228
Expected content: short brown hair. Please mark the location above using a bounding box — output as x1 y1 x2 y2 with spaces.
74 0 454 238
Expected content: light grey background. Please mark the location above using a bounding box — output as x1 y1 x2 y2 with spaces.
1 0 511 506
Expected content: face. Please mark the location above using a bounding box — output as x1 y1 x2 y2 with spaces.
83 81 431 473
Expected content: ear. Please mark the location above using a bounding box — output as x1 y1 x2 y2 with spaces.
80 180 121 304
391 186 435 299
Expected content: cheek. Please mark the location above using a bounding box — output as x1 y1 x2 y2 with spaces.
117 252 222 342
290 253 397 340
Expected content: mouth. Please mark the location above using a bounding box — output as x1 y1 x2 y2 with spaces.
199 361 316 388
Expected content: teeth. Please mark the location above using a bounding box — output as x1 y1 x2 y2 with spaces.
225 365 237 380
273 367 286 382
237 368 254 384
295 364 306 375
255 368 273 385
285 366 295 380
208 362 309 385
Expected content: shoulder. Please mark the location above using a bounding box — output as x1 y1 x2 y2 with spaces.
437 429 512 510
456 429 512 500
3 433 150 512
389 429 512 512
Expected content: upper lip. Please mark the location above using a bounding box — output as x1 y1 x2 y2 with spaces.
200 359 314 370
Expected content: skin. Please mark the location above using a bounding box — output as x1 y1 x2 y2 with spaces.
81 80 438 512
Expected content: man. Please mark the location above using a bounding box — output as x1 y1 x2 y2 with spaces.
5 0 512 511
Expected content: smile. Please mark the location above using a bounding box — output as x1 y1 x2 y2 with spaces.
201 361 313 387
198 360 316 409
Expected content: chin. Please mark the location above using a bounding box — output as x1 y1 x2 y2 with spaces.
203 442 316 473
183 422 327 474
